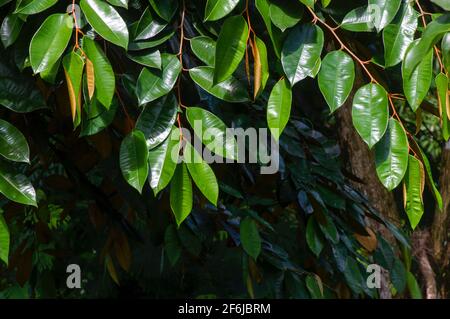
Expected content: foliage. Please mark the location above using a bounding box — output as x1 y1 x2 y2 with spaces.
0 0 448 298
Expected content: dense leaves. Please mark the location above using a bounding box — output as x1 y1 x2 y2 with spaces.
0 0 448 299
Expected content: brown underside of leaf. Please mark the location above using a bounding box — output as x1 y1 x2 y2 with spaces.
354 227 378 252
64 69 77 122
105 254 120 285
250 37 262 100
86 58 95 100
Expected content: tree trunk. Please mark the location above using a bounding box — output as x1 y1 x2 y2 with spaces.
431 141 450 298
334 70 401 299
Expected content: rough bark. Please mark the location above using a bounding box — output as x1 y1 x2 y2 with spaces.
412 230 437 299
431 141 450 298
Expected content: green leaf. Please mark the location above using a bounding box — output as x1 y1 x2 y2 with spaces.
443 33 450 73
106 0 128 8
299 0 315 7
414 142 442 211
341 6 375 32
0 14 24 48
305 275 324 298
267 77 292 140
148 126 180 195
132 6 167 41
186 107 238 161
128 30 175 51
281 24 324 86
29 13 73 74
254 36 269 98
240 217 261 260
83 37 115 108
402 40 433 112
306 216 324 257
14 0 57 15
164 224 182 266
406 271 423 299
383 3 418 68
0 214 9 265
0 60 47 113
318 50 355 113
404 155 424 230
255 0 284 59
375 118 409 191
391 259 406 294
80 96 118 137
149 0 178 22
127 50 162 69
431 0 450 11
190 36 216 66
63 51 85 124
170 163 193 226
0 161 36 206
189 66 250 103
0 119 29 163
184 141 219 206
136 54 181 106
136 93 178 150
368 0 402 32
352 83 389 148
204 0 240 22
437 72 450 142
214 15 248 84
269 1 303 32
119 130 149 194
403 13 450 73
80 0 128 49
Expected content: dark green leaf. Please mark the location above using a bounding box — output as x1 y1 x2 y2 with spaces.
240 217 261 260
0 119 29 163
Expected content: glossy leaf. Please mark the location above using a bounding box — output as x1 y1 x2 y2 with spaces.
403 13 450 73
149 0 178 22
341 6 375 32
184 141 219 206
267 78 292 140
80 0 129 49
281 24 324 86
29 14 73 74
14 0 57 15
189 66 249 103
0 61 47 113
148 126 180 195
443 33 450 73
0 119 29 163
403 155 424 230
383 4 418 68
204 0 240 22
255 0 283 58
127 50 162 69
352 83 389 148
80 96 118 137
431 0 450 12
402 40 433 112
214 15 248 84
119 130 149 193
368 0 401 32
136 54 181 106
0 214 9 265
0 14 24 48
375 119 409 191
0 161 36 206
83 37 115 108
133 7 167 41
240 217 261 260
190 36 216 66
135 93 178 150
107 0 128 8
252 36 269 98
318 50 355 113
186 107 238 160
170 163 193 226
269 1 303 32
